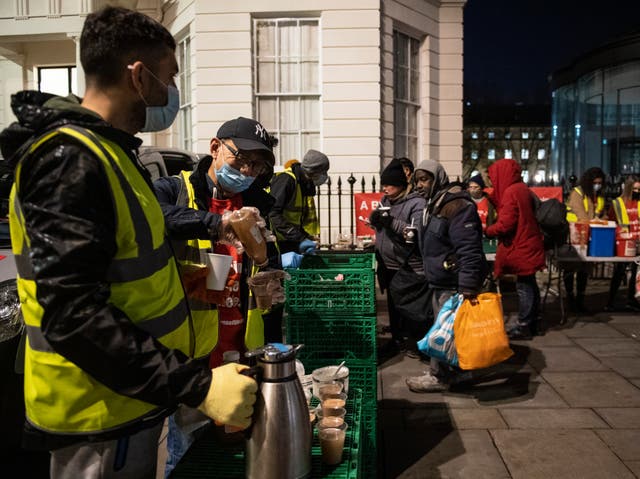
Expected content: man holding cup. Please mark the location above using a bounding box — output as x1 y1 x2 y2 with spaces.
154 116 282 475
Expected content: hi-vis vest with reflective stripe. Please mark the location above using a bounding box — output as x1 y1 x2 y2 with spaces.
273 168 319 240
611 197 640 226
566 186 605 222
174 171 265 354
10 125 191 435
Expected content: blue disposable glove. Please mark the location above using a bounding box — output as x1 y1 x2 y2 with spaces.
281 251 304 269
298 239 317 254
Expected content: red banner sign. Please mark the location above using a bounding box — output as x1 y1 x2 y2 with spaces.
354 192 383 236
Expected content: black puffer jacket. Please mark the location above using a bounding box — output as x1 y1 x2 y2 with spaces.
415 160 488 294
0 91 211 449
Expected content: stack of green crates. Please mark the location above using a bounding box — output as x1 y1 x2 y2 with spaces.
285 252 377 479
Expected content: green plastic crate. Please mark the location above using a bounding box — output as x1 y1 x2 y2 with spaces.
286 312 377 361
285 269 376 314
171 389 364 479
299 252 376 270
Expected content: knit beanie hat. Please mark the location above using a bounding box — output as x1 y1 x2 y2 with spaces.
468 173 486 189
380 158 408 187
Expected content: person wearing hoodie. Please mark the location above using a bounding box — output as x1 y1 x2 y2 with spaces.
0 7 257 477
405 160 489 392
485 159 545 339
368 158 426 354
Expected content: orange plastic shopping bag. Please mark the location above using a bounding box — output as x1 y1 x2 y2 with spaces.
453 292 513 370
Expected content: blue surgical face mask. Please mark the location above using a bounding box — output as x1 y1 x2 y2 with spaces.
129 64 180 132
215 162 255 194
141 85 179 132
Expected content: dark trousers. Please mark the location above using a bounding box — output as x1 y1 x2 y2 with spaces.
516 274 540 333
607 262 638 306
380 267 405 342
563 270 588 298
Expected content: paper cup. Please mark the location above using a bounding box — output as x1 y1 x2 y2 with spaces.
205 253 233 290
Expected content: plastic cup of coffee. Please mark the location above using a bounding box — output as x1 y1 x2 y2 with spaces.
318 380 344 400
318 422 348 465
315 407 346 426
205 253 233 290
312 365 349 398
249 281 272 309
321 393 347 416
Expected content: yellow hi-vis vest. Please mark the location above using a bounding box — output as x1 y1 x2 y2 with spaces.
566 186 605 222
10 125 192 435
174 171 265 353
273 168 320 241
611 197 640 226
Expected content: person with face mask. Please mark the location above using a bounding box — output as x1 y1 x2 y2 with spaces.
466 173 496 233
154 116 279 475
564 167 606 312
268 149 330 255
605 176 640 312
0 7 259 478
405 160 489 392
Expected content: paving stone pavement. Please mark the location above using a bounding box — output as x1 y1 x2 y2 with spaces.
377 278 640 478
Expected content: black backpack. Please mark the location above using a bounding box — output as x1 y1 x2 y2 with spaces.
533 195 569 250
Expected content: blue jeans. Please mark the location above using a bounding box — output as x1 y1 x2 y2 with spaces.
515 274 540 332
165 408 211 477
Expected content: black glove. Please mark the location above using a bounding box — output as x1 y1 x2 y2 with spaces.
369 210 393 230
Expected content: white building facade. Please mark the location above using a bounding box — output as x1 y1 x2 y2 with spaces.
0 0 466 244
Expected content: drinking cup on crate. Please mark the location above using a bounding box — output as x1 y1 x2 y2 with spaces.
320 393 347 416
312 365 349 398
318 422 349 466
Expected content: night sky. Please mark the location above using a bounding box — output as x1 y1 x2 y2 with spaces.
463 0 640 105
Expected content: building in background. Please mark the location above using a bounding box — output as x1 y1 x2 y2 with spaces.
0 0 467 245
463 104 551 184
549 30 640 183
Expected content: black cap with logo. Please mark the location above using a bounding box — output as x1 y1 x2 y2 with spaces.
217 117 275 164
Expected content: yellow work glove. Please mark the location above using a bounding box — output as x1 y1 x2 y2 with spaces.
197 363 258 429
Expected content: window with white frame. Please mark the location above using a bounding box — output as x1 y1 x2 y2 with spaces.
488 149 496 160
253 18 320 165
176 36 192 151
38 66 77 96
394 30 420 160
521 131 529 139
521 148 529 160
504 149 512 159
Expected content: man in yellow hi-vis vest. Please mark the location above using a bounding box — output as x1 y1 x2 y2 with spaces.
0 7 256 478
269 149 330 255
154 117 280 475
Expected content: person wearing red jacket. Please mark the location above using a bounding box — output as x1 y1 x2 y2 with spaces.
485 159 545 339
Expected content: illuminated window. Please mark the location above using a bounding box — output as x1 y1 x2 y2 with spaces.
487 131 495 139
504 149 512 159
471 150 479 160
471 131 479 139
38 66 77 96
537 149 546 160
488 149 495 160
504 131 512 139
521 148 529 160
522 132 529 139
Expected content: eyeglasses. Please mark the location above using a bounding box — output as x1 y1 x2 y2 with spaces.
220 139 269 177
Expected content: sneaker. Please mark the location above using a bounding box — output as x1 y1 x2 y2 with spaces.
405 372 448 393
507 326 533 341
